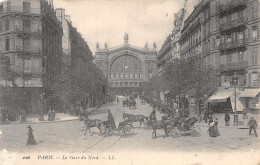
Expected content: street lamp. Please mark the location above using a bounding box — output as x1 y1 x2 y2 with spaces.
232 72 239 126
39 92 45 121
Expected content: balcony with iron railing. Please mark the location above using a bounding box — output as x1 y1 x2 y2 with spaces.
14 66 44 75
219 17 248 32
16 45 42 54
219 39 248 51
16 29 42 39
218 0 247 17
219 61 248 72
0 6 41 16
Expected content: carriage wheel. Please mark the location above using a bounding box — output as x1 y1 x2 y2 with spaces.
123 124 134 135
190 125 201 137
105 127 114 136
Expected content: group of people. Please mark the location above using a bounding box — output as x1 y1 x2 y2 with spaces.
207 117 220 137
48 109 56 121
206 108 258 137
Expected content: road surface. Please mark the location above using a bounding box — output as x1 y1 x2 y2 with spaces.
0 96 259 154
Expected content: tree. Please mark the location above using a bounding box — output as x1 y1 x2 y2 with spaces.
0 56 17 87
163 56 219 114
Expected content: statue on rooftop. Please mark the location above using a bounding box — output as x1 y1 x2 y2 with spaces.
124 33 129 44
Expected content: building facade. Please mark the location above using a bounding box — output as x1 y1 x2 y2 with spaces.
179 1 203 59
178 0 260 111
0 0 63 113
157 8 186 75
94 34 157 95
56 8 94 108
55 8 71 74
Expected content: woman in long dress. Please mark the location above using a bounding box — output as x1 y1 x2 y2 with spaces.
27 125 36 145
213 118 220 136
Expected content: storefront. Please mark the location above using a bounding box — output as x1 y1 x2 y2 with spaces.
239 88 260 111
206 89 233 113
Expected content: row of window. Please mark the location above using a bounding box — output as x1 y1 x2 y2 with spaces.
222 72 260 87
0 37 41 52
203 48 258 67
14 56 42 73
0 18 41 33
201 26 259 54
110 82 143 87
110 73 143 79
0 2 30 15
180 29 201 51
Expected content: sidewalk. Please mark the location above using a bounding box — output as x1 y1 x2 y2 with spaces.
196 112 260 129
2 106 104 125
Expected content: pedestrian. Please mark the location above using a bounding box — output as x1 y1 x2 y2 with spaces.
204 110 209 123
20 109 27 123
224 112 230 126
26 125 36 145
248 117 257 137
243 108 248 119
213 118 220 136
48 109 53 121
107 109 116 130
208 114 213 126
39 111 44 121
207 122 217 137
209 109 213 116
52 109 55 120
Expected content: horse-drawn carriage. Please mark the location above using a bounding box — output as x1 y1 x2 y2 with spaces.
172 117 200 137
145 114 200 138
80 116 134 136
122 98 136 109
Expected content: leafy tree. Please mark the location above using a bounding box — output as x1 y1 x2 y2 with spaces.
162 56 219 114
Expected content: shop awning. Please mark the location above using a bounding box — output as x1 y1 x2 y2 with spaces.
239 88 260 98
207 89 234 102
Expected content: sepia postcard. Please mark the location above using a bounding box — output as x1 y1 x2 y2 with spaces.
0 0 260 164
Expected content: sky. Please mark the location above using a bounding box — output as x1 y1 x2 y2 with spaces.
52 0 200 54
0 0 200 54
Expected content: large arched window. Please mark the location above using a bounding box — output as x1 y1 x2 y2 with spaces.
110 55 143 79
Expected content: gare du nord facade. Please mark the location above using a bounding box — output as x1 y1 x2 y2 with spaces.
94 34 157 96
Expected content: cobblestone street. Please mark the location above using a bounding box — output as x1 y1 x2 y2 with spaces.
1 97 259 154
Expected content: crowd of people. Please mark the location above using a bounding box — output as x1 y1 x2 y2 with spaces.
0 108 27 124
48 109 56 121
203 106 258 138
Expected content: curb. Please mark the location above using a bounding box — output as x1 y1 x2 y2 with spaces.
0 105 103 125
196 124 260 129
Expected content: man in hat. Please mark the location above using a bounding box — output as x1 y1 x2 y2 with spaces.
248 117 257 137
149 108 157 121
224 112 230 126
107 109 116 130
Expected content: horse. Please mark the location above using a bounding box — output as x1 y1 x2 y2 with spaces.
123 113 145 127
151 119 178 138
80 117 102 136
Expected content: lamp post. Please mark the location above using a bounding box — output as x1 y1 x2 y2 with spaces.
39 92 45 121
232 73 239 126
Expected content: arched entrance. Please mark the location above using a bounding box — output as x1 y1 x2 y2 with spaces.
109 54 144 95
